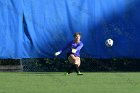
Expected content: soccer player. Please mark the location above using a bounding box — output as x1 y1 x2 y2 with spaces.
54 32 84 75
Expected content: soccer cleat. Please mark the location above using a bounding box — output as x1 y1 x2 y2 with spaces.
64 72 69 76
77 72 83 75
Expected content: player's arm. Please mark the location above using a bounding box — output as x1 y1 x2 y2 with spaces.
72 42 83 53
55 41 72 56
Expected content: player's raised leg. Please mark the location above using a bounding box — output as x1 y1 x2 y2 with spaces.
67 54 83 75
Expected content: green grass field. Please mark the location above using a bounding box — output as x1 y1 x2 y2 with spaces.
0 72 140 93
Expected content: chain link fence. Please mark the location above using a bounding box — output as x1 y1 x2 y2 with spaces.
0 58 140 72
21 58 140 72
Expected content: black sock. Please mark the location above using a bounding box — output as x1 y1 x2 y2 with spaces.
67 64 74 74
74 64 80 73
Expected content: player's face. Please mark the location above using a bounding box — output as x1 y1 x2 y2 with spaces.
74 35 81 42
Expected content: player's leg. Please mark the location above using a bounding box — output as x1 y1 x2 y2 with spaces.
65 54 75 75
75 56 81 67
66 63 74 74
73 57 83 75
68 54 83 75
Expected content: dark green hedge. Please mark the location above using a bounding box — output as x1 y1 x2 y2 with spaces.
0 58 140 72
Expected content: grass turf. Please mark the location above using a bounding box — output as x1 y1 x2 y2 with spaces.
0 72 140 93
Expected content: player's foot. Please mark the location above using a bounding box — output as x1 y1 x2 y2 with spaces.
64 72 69 76
77 72 83 75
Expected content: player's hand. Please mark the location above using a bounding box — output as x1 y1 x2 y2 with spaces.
72 49 77 53
54 51 61 56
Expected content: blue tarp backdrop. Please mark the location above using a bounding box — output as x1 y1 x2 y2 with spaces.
0 0 140 59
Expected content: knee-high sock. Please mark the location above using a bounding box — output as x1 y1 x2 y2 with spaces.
74 64 80 73
67 64 74 74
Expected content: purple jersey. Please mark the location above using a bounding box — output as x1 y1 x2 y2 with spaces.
59 40 83 57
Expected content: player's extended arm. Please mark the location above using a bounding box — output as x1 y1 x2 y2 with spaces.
55 41 72 56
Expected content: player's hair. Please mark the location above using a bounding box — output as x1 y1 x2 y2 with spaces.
73 32 81 37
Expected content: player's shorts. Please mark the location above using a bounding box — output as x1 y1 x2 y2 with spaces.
67 53 72 60
67 53 80 59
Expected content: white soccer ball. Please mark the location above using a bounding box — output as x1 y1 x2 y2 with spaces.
105 38 113 47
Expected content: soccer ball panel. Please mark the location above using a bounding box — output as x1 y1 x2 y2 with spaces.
105 39 113 47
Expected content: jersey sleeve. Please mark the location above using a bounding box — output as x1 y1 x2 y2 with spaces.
75 42 83 51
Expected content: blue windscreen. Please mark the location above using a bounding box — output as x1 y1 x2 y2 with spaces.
0 0 140 58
